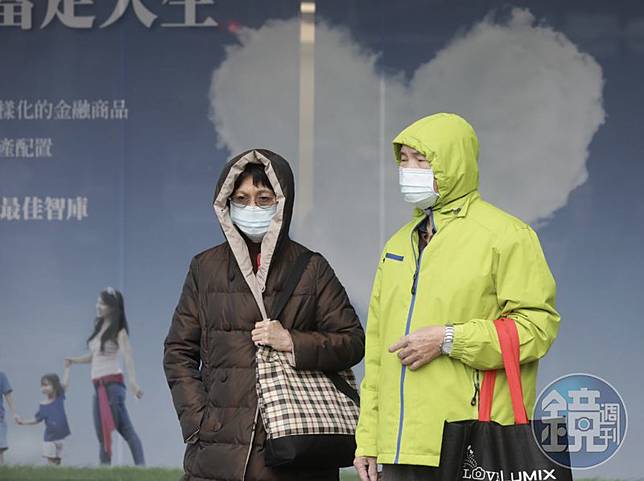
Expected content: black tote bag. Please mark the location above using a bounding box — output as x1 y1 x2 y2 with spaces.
438 318 573 481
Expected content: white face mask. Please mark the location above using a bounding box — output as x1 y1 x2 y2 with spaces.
229 202 277 243
399 167 440 210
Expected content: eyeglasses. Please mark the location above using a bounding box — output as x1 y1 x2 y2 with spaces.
229 193 277 208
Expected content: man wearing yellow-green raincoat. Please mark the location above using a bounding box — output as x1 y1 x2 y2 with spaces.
354 113 560 481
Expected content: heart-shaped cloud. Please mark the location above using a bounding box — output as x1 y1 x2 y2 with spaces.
209 8 605 313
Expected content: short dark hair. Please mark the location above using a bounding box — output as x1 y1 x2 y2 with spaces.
41 373 65 398
233 163 274 194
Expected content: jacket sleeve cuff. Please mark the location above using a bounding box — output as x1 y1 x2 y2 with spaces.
185 429 200 444
449 324 468 361
355 445 378 458
289 330 317 370
180 407 206 443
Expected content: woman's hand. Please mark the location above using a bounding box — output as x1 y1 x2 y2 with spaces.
251 320 294 352
129 381 144 399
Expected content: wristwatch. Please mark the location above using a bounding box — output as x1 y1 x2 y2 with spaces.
441 324 454 355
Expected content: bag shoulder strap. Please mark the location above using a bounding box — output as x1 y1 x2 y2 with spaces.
270 250 315 320
270 250 360 407
478 317 528 424
326 372 360 406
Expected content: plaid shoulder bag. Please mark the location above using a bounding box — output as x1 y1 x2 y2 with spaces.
256 251 360 468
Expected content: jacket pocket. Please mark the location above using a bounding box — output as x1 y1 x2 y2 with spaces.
198 404 224 443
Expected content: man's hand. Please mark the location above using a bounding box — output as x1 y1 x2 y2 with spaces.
354 456 378 481
389 325 445 370
251 320 294 352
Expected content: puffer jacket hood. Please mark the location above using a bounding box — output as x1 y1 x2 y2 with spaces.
393 112 480 211
213 149 295 250
212 149 296 318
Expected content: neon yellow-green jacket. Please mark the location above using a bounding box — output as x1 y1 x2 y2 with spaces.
355 113 560 467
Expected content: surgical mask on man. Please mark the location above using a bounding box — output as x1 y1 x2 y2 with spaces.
230 202 277 243
399 167 440 210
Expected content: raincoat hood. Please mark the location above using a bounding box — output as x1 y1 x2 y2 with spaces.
212 149 295 316
393 113 480 212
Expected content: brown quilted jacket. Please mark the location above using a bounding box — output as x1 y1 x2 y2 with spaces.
163 149 365 481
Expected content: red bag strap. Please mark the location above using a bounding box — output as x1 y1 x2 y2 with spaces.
499 318 529 424
478 318 528 425
478 369 496 422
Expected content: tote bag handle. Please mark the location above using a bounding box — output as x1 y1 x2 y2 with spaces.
478 317 529 425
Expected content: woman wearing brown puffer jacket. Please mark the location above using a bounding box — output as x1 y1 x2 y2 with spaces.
163 149 365 481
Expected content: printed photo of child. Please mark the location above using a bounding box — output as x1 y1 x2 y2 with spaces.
16 363 71 465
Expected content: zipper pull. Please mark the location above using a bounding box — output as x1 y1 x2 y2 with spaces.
411 271 418 295
470 382 480 406
470 371 480 406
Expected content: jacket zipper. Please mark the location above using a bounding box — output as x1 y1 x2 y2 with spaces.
394 222 425 464
241 404 260 481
